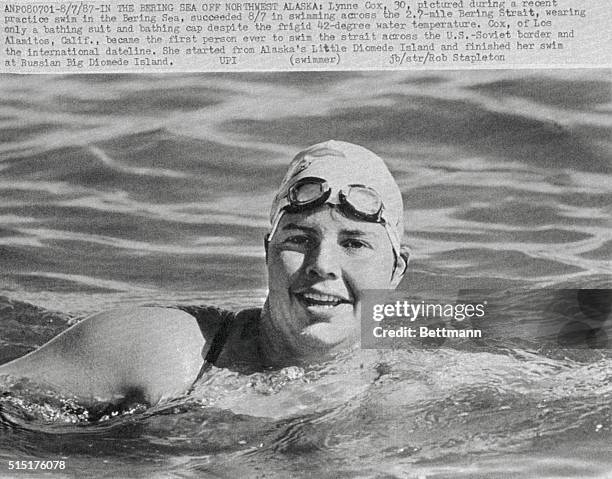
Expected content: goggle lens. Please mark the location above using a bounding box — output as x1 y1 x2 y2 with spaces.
291 181 327 205
344 186 382 216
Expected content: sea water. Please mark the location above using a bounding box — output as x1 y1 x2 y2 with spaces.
0 71 611 478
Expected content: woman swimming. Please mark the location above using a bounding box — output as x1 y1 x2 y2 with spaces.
0 141 409 405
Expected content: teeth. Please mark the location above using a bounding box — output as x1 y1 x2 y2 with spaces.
300 292 346 304
304 293 340 302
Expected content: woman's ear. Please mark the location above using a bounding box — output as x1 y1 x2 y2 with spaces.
391 246 410 288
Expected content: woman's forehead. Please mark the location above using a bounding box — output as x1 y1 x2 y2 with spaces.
279 206 386 237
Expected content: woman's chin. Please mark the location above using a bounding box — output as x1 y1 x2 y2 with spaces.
301 321 358 350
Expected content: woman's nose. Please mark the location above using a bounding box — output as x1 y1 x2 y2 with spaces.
304 241 341 280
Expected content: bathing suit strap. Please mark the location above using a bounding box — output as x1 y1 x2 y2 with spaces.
178 306 262 391
189 309 235 389
172 305 235 390
203 311 235 365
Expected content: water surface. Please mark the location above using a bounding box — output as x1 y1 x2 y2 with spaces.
0 71 611 478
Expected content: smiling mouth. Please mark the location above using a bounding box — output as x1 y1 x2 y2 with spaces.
294 291 352 309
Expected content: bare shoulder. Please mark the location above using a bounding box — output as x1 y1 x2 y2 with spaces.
83 306 204 349
0 307 206 404
48 306 205 366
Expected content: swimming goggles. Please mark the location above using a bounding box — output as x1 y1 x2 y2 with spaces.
269 176 401 259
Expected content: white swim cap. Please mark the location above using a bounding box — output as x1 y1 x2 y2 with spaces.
269 140 404 260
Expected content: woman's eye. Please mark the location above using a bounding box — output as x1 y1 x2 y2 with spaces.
343 239 370 250
284 235 312 246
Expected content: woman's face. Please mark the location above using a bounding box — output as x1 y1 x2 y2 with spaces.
266 205 404 355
